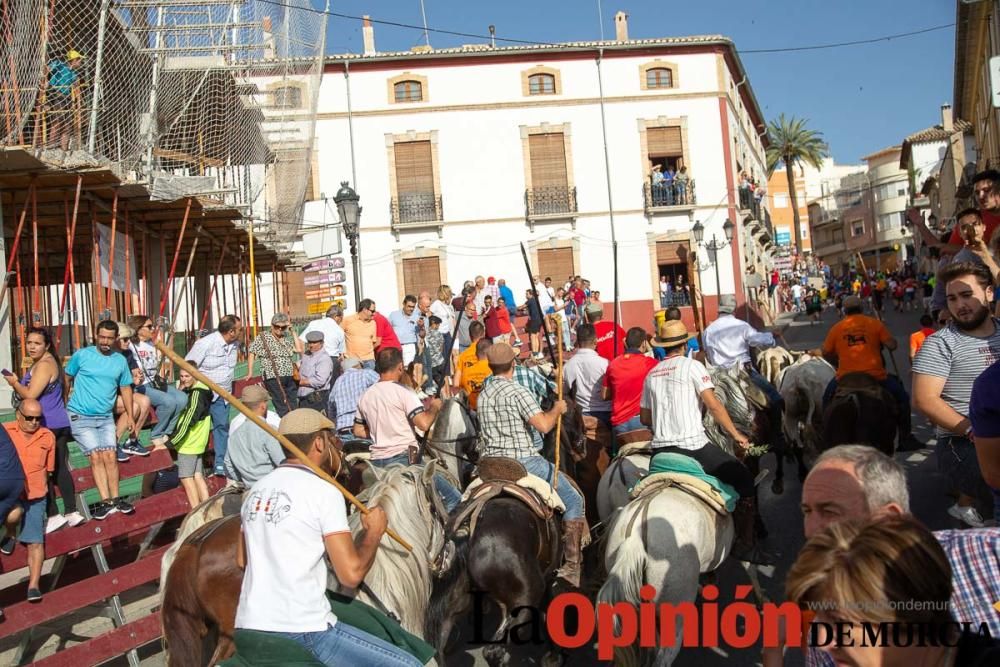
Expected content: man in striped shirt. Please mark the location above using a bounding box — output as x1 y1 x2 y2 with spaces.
476 343 586 587
913 262 1000 528
643 320 769 564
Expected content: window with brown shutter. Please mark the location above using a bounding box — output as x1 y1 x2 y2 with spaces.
537 248 574 285
528 133 568 188
645 68 673 89
655 241 690 265
647 127 683 158
402 257 442 298
394 141 434 195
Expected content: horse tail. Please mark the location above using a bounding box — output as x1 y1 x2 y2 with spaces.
596 516 647 666
161 541 208 667
425 534 471 654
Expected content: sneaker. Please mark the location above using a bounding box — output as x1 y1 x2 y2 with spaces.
116 446 130 463
91 501 116 521
45 514 69 534
512 339 523 347
114 498 135 515
213 467 227 477
948 503 986 528
64 511 87 528
0 536 15 555
26 588 41 603
121 439 151 457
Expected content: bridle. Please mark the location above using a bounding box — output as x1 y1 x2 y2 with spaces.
419 399 480 466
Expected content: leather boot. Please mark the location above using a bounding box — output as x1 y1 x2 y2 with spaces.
555 518 587 588
730 498 775 566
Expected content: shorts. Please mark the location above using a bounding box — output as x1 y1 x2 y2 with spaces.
68 412 117 455
176 453 204 479
525 320 542 334
18 497 46 545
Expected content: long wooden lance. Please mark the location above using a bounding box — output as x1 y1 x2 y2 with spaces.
155 341 413 552
519 242 559 367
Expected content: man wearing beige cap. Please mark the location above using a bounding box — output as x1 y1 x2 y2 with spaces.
235 409 420 666
225 384 285 487
476 342 587 587
247 313 304 417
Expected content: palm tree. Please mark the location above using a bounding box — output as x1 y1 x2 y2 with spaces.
765 114 829 255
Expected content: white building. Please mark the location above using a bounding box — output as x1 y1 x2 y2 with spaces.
309 14 771 328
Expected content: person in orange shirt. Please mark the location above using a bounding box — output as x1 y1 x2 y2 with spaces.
458 338 493 411
813 295 922 450
909 314 936 362
2 398 55 602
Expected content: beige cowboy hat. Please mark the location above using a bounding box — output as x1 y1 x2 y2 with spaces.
650 320 692 348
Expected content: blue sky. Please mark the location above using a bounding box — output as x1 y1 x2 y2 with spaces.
315 0 955 165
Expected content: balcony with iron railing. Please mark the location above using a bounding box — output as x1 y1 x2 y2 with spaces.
525 185 578 231
738 187 763 221
643 179 697 215
390 191 445 239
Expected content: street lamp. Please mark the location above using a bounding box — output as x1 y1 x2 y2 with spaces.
334 181 363 311
692 219 735 316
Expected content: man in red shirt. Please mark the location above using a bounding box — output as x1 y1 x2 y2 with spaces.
585 302 625 361
603 327 657 450
372 311 401 354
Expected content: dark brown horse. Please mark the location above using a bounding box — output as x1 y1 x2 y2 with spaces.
425 396 588 666
823 372 898 455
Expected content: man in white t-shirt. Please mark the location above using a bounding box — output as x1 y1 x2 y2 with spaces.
354 347 462 512
235 408 421 666
790 282 803 312
642 320 770 565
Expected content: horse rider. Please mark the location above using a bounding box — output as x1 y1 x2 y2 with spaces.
481 349 556 451
644 320 772 565
702 294 788 460
476 342 587 587
353 348 462 513
810 295 923 451
235 408 423 667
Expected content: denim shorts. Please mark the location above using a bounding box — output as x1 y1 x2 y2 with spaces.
19 497 46 544
68 412 117 455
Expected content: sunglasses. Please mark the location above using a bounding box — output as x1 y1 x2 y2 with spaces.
18 413 42 423
275 325 290 330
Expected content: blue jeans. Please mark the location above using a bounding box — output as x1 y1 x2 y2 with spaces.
276 621 422 667
520 455 583 520
747 366 787 454
209 396 230 474
68 412 117 455
613 415 645 437
822 374 908 407
137 384 188 438
370 452 462 513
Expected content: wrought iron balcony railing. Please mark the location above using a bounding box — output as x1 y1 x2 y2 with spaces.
643 179 697 211
525 185 578 218
390 192 444 239
739 187 762 220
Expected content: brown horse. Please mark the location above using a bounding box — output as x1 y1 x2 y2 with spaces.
160 464 452 666
823 372 898 455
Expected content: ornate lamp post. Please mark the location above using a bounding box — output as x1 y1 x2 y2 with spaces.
334 181 362 310
692 218 735 313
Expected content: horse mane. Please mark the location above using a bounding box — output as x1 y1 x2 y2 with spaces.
345 465 446 636
704 367 753 456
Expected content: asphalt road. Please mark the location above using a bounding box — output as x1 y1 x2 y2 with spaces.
444 302 958 667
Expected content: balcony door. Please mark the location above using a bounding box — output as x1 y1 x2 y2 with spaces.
647 126 684 170
402 257 442 299
394 140 436 222
528 133 572 215
537 247 574 286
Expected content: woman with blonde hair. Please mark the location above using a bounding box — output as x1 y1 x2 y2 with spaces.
786 515 1000 665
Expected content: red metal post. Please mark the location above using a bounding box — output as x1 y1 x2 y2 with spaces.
31 185 39 323
158 198 192 318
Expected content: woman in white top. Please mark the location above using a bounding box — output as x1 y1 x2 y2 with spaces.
430 285 456 375
126 315 189 448
552 288 573 352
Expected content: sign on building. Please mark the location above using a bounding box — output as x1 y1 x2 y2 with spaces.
775 229 792 246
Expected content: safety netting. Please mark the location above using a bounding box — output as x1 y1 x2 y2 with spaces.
0 0 325 241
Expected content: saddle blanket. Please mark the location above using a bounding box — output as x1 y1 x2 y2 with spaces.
463 473 566 512
630 470 732 515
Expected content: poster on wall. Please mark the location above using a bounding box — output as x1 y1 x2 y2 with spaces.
96 222 139 294
775 229 792 247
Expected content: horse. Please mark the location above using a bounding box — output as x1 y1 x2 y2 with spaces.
778 356 835 482
822 371 898 455
424 396 479 488
160 464 452 666
425 396 587 667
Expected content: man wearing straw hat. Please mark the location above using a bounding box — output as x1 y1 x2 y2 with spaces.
644 320 771 564
235 408 422 666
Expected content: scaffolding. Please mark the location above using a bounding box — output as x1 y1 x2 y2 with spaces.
0 0 325 241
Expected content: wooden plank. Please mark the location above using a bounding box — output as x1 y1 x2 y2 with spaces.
29 612 163 667
0 546 168 638
69 448 175 494
0 484 193 571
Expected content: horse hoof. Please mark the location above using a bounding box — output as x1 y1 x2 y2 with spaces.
771 478 784 495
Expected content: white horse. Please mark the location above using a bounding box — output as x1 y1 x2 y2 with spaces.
424 397 478 487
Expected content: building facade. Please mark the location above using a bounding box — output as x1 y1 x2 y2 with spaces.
954 0 1000 169
307 18 771 329
767 167 811 252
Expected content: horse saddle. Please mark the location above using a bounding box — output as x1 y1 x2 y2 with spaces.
629 472 731 516
449 457 559 538
833 373 896 411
